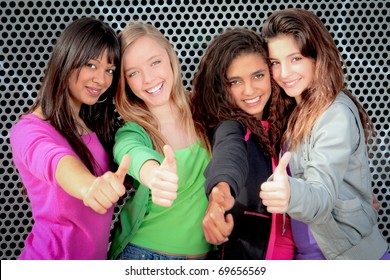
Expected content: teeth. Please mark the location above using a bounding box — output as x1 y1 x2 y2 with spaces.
146 83 162 94
244 96 260 104
285 79 298 86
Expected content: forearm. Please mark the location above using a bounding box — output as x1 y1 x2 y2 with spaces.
204 120 248 197
55 155 96 200
138 159 160 188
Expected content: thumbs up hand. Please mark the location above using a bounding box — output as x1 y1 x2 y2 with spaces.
202 182 235 245
148 145 178 207
260 152 292 213
82 154 130 214
160 144 177 174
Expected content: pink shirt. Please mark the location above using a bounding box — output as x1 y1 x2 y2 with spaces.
245 121 295 260
10 114 113 259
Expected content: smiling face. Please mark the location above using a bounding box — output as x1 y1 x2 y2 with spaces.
122 36 174 111
226 53 272 120
68 48 116 112
267 35 315 104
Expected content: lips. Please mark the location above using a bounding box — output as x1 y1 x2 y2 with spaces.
86 86 102 97
283 78 300 88
145 82 163 95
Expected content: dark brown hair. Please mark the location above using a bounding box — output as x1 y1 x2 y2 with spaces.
191 28 287 157
28 17 121 173
262 8 374 150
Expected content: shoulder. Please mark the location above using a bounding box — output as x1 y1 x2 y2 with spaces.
115 121 154 147
212 120 248 146
313 93 360 141
116 121 145 135
10 114 56 140
215 120 246 135
320 92 358 124
330 91 359 115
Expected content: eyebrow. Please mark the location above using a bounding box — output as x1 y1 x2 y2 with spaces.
252 69 267 75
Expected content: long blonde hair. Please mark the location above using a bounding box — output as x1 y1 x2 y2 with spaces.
262 8 374 151
115 22 196 153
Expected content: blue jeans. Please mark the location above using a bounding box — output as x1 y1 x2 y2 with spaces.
116 243 206 260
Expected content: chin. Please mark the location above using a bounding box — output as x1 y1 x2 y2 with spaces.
284 90 301 98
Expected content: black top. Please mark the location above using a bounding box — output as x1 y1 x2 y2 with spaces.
204 120 273 259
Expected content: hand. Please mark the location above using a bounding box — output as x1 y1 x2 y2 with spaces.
202 182 235 245
372 193 380 212
82 154 130 214
149 145 178 207
260 152 291 213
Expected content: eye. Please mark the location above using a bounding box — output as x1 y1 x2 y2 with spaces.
292 56 303 62
151 60 161 66
228 79 240 87
107 68 115 75
270 60 279 66
128 71 139 78
254 73 265 79
86 63 97 69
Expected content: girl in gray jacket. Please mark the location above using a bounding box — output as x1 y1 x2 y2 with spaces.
260 8 389 260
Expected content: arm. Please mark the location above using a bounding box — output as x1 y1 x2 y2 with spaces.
202 120 248 244
10 118 129 214
204 120 249 197
56 154 129 214
261 103 361 223
114 122 178 207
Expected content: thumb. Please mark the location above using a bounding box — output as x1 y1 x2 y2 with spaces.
115 154 131 183
213 182 234 210
161 144 176 172
273 152 291 182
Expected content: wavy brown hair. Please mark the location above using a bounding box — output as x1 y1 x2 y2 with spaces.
28 17 121 174
115 22 195 154
262 8 375 151
191 28 289 158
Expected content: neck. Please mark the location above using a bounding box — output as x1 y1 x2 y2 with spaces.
149 101 179 125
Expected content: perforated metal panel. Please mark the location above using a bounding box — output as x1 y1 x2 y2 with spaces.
0 0 389 260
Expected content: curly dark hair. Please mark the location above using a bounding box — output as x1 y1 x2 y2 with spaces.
191 28 290 158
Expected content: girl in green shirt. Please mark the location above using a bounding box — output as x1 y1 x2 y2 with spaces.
108 22 210 260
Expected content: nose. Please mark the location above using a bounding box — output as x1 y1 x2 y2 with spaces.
92 69 107 85
280 62 291 78
243 80 255 96
142 68 154 84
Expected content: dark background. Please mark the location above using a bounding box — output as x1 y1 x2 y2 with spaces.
1 0 389 260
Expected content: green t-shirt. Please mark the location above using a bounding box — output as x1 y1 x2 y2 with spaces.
109 122 210 258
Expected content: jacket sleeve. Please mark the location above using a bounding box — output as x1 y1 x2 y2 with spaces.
113 122 163 182
204 120 249 198
287 102 361 224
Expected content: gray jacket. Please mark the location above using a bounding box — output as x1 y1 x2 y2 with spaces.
287 91 388 259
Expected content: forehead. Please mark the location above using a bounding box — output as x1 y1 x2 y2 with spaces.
93 48 110 61
227 53 268 76
267 35 300 56
123 36 168 65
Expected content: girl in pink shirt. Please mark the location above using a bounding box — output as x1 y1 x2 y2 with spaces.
10 17 129 260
